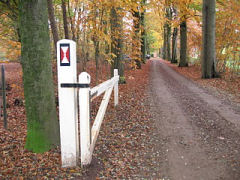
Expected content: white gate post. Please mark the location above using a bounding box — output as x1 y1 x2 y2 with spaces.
79 72 91 166
114 69 119 106
57 39 79 167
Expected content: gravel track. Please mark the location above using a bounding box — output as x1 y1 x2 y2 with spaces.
147 59 240 180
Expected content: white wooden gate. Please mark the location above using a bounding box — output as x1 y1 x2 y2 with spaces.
79 70 119 166
57 39 119 167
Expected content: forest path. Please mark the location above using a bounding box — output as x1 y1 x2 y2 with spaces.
147 59 240 180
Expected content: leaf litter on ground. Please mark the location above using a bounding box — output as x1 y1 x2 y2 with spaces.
0 59 239 178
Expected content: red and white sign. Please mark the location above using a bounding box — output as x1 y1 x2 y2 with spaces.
60 44 70 66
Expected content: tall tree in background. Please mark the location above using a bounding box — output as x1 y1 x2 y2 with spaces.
61 0 69 39
202 0 217 78
163 1 172 61
47 0 59 51
179 19 188 67
140 0 146 64
67 0 76 41
110 6 125 82
178 1 188 67
132 6 142 69
171 7 178 63
19 0 60 153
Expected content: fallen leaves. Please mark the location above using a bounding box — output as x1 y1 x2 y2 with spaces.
0 61 155 178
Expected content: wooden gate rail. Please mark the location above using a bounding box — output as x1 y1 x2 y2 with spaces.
79 69 119 166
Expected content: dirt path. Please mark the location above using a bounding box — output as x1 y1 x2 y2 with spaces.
148 59 240 180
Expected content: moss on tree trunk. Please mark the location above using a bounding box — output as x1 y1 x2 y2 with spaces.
19 0 60 153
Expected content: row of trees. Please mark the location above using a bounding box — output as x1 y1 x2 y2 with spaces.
160 0 216 77
158 0 240 78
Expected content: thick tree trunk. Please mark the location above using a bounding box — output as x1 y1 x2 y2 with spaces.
47 0 59 52
202 0 217 78
19 0 59 153
179 21 188 67
110 7 125 83
171 27 178 63
61 0 69 39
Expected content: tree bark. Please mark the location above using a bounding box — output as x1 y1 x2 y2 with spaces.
19 0 59 153
179 21 188 67
132 10 141 69
110 7 125 83
61 0 69 39
163 23 167 59
140 0 146 64
47 0 59 52
67 0 76 41
94 40 100 84
171 27 178 63
166 20 171 61
202 0 217 78
163 6 171 61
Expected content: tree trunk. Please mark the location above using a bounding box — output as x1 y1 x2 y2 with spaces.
179 21 188 67
94 40 100 84
110 7 125 83
67 0 76 41
61 0 69 39
19 0 59 153
171 27 178 63
202 0 217 78
162 23 167 59
163 6 171 61
47 0 59 52
132 10 141 69
140 0 146 64
166 21 171 61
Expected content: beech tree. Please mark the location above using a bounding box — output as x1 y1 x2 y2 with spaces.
61 0 69 39
132 5 142 69
47 0 59 52
19 0 59 153
140 0 146 64
171 7 178 64
110 6 125 82
163 1 171 61
179 20 188 67
202 0 217 78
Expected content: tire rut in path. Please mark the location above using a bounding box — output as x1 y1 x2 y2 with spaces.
148 59 240 180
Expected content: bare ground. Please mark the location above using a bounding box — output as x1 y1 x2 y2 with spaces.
147 59 240 180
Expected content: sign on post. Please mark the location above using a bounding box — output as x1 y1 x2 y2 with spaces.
57 39 79 167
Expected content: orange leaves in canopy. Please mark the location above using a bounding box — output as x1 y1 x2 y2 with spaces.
0 14 21 61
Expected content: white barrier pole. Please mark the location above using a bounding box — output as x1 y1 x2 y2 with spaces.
57 39 79 167
114 69 119 106
79 72 91 166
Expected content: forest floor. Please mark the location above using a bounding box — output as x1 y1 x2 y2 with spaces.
0 58 240 179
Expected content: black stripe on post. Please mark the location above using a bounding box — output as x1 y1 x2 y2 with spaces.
61 83 90 88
